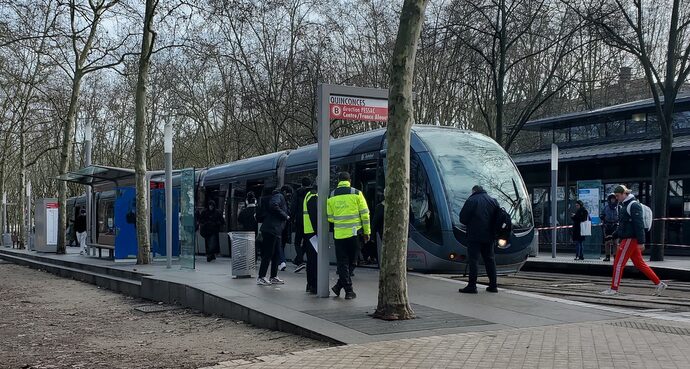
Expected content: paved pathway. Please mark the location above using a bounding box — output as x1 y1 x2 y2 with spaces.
202 317 690 369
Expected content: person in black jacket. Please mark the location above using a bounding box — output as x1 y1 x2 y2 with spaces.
199 201 224 262
256 188 290 286
458 185 499 294
76 209 88 255
571 200 588 261
601 185 667 296
237 192 258 234
291 177 312 271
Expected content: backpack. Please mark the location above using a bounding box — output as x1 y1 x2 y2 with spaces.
494 207 512 241
626 201 653 231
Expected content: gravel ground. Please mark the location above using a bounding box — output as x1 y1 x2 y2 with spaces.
0 262 329 369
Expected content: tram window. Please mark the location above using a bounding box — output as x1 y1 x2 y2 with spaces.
285 170 317 191
229 183 246 231
410 154 442 243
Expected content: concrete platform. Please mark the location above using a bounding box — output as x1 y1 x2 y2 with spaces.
0 246 627 344
524 252 690 281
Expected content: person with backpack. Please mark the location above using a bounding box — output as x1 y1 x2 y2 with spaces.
458 185 499 294
600 194 619 262
570 200 589 261
237 192 258 234
601 185 668 296
291 177 312 272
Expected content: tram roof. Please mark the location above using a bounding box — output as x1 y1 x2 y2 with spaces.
285 129 386 169
523 94 690 131
203 151 287 186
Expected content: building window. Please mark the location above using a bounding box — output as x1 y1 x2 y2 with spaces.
626 118 646 134
570 125 599 141
606 120 625 137
673 111 690 130
540 130 553 146
554 128 569 143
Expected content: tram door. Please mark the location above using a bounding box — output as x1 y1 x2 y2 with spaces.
355 161 378 210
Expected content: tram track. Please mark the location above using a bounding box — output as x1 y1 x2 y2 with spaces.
438 271 690 313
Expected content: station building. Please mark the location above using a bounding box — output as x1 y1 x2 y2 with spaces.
512 95 690 255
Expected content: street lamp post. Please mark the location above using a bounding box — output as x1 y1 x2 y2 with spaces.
84 118 93 254
164 121 173 268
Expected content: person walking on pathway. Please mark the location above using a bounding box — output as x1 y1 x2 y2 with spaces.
458 185 499 294
571 200 589 260
327 172 371 299
76 209 88 255
256 188 290 286
601 185 668 296
302 185 318 294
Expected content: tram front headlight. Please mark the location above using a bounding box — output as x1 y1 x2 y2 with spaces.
497 239 508 249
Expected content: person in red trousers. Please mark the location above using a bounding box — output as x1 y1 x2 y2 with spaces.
601 185 668 296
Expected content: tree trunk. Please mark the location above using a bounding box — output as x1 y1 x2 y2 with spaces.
374 0 428 321
135 0 156 264
57 73 83 254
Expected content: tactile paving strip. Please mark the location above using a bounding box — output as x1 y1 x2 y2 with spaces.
608 320 690 336
303 303 491 335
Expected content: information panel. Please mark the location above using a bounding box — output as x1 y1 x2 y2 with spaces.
329 95 387 122
46 201 58 245
179 168 196 269
577 180 603 259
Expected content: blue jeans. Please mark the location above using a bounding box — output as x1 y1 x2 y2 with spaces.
575 240 584 258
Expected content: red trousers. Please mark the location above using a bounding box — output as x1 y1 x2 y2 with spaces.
611 238 660 290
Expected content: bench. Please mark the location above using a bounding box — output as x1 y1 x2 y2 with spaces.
87 243 115 259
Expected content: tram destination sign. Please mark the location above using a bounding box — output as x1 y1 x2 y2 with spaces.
329 95 387 122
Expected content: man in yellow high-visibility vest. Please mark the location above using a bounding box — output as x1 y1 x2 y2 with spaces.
302 185 318 294
327 172 371 299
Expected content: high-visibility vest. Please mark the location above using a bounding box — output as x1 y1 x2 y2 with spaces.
327 181 371 240
303 191 317 234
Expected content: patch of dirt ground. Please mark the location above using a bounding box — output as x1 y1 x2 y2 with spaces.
0 262 330 369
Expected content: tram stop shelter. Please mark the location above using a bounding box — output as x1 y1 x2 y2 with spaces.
56 165 181 261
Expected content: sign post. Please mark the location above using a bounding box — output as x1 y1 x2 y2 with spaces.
316 84 388 298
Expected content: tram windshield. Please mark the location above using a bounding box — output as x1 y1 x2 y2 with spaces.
417 129 533 229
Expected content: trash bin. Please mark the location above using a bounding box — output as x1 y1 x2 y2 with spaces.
229 232 255 278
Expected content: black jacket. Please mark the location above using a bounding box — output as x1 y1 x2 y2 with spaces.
458 190 499 244
199 208 224 238
291 187 310 230
260 191 290 236
237 204 257 234
617 195 646 244
570 207 589 242
75 214 87 233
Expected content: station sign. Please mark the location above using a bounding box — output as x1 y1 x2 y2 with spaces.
329 95 387 122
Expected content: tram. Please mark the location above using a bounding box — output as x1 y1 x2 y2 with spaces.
200 126 535 273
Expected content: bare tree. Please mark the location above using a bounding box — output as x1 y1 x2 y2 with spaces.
134 0 158 264
54 0 133 254
374 0 428 321
576 0 690 260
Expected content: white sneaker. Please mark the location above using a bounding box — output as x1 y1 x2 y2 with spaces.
279 262 286 271
600 288 618 296
256 277 271 286
654 281 668 296
269 277 285 285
